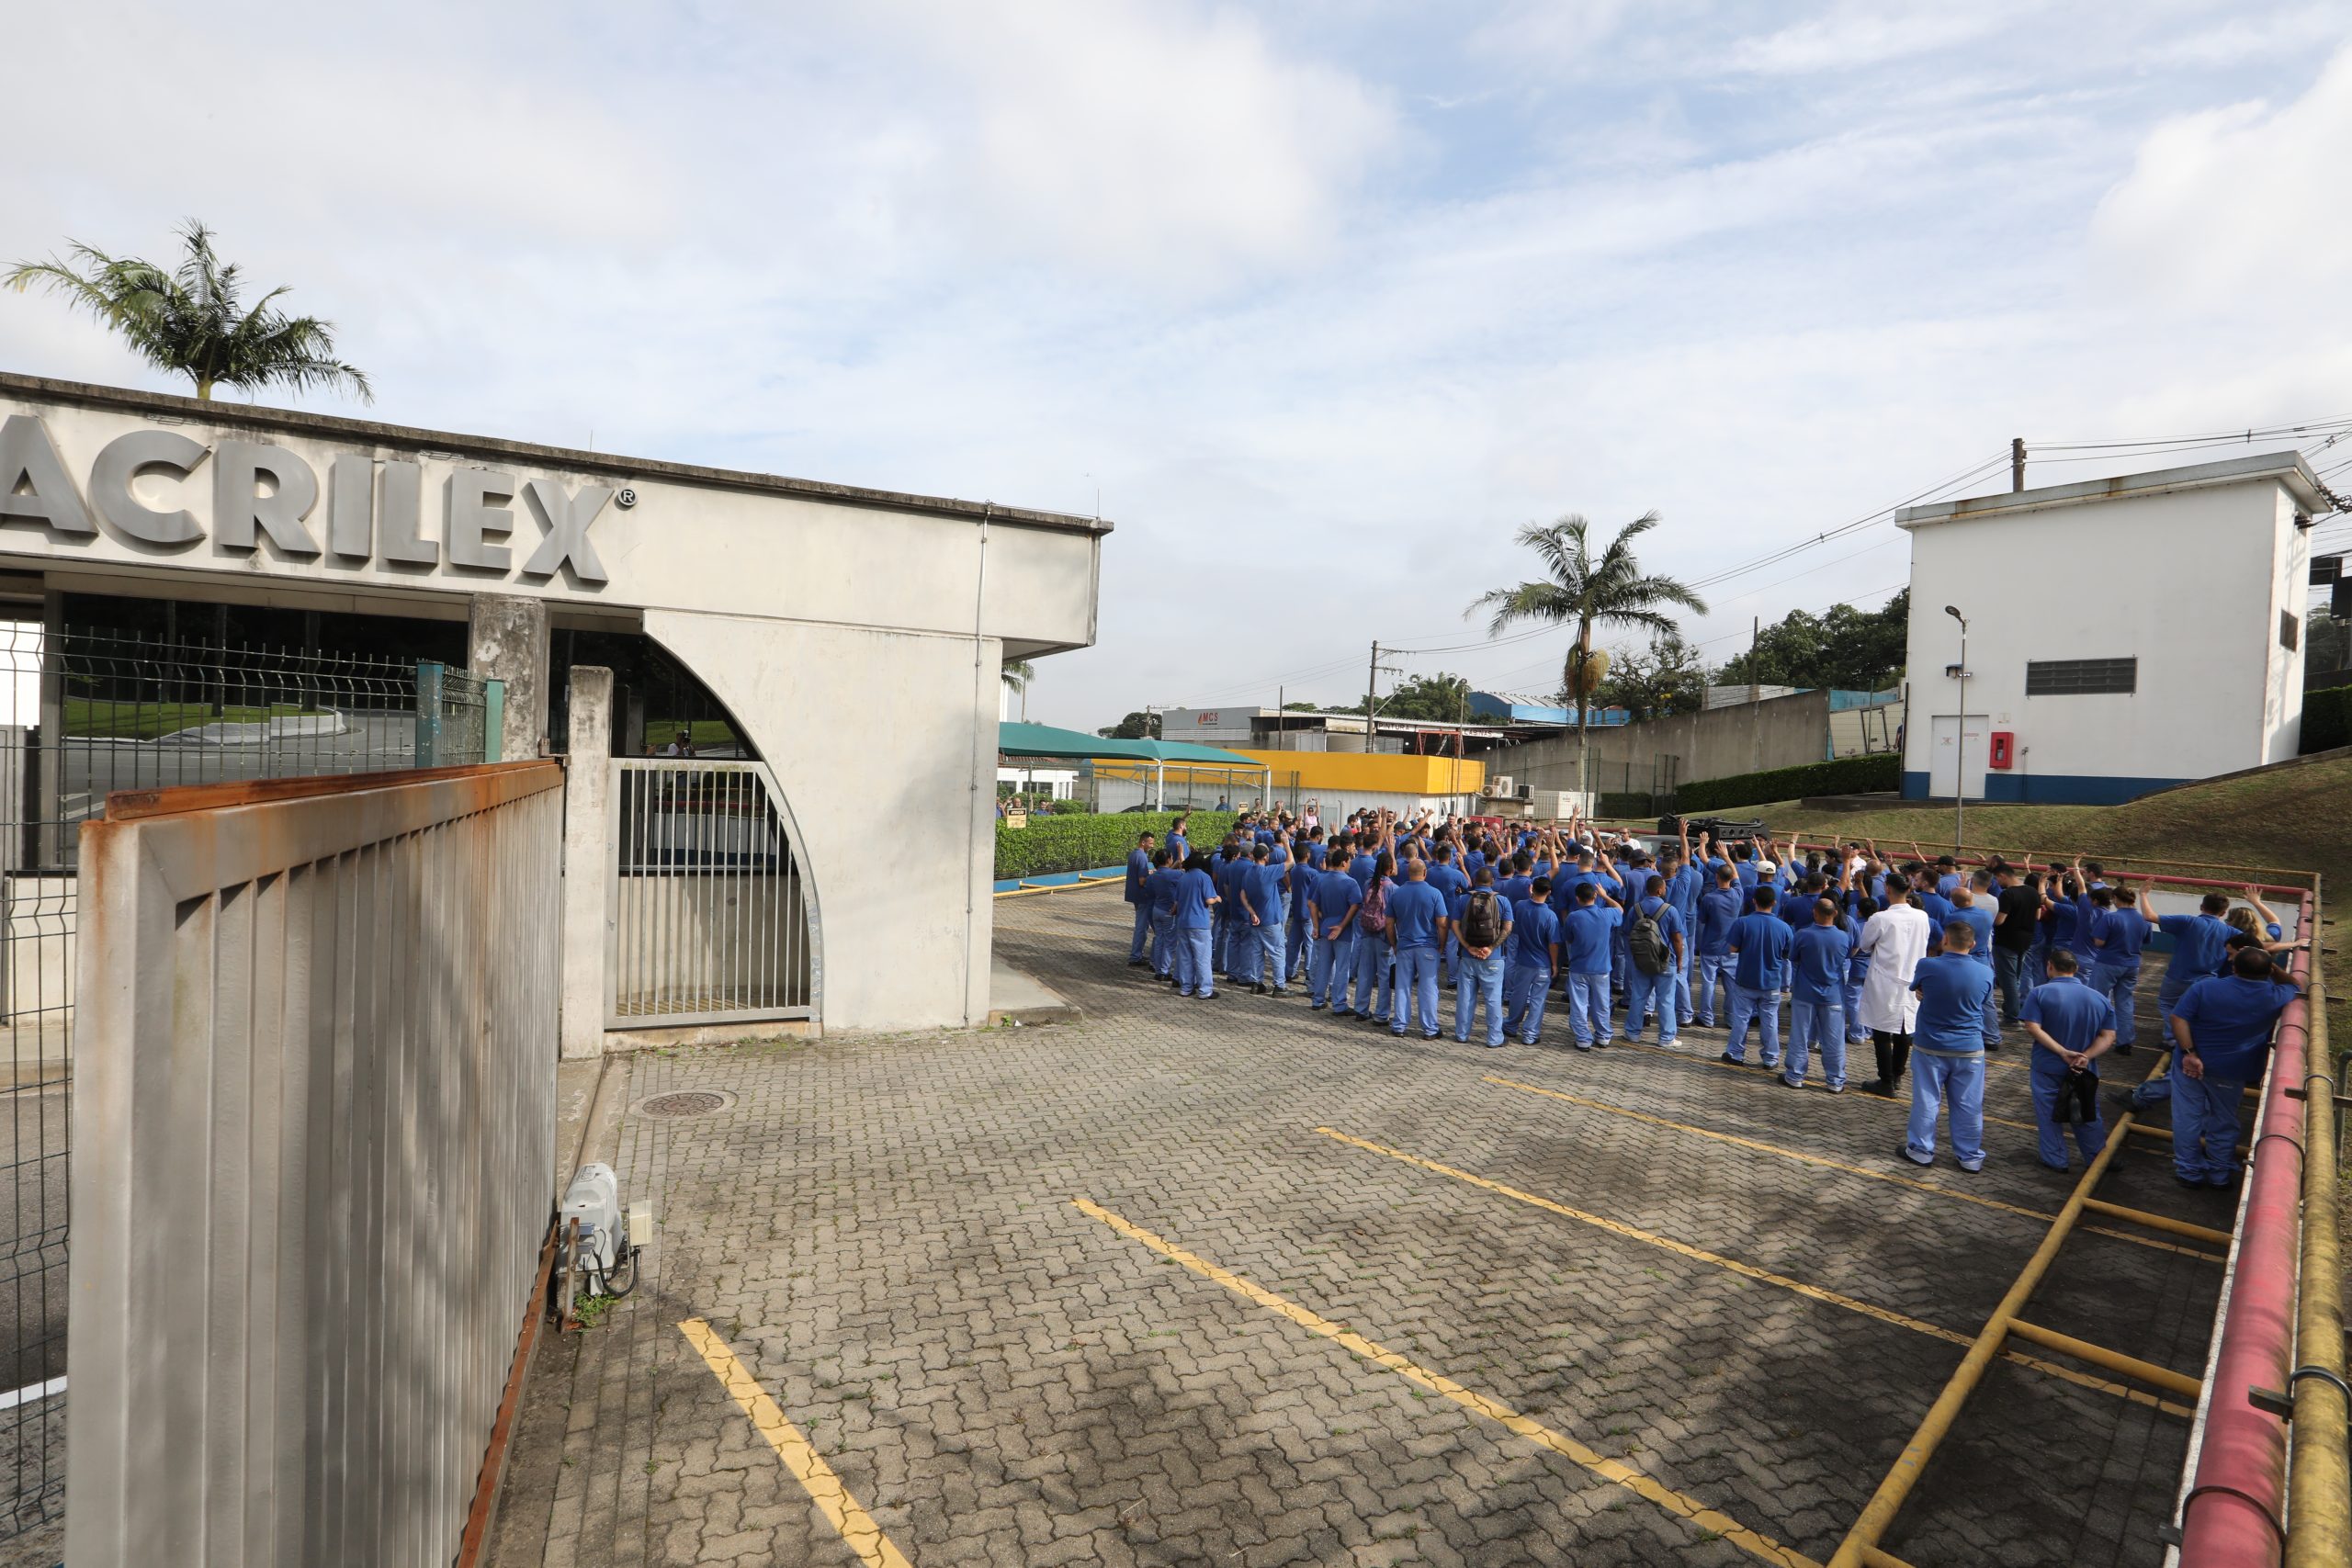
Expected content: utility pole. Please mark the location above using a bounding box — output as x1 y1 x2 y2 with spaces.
1945 605 1969 852
2011 436 2027 492
1364 640 1401 752
1749 615 1762 773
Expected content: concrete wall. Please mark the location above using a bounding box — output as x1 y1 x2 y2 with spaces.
1897 454 2316 804
1483 689 1833 798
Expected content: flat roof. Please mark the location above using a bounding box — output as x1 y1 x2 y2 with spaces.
1894 448 2327 530
0 371 1113 537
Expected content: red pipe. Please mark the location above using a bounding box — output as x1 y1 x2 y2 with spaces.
2176 891 2312 1566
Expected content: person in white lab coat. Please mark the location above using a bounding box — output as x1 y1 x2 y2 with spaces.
1854 890 1933 1097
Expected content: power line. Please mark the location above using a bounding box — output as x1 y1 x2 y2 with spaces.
1683 450 2010 593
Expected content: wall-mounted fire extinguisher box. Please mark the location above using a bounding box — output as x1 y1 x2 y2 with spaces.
1988 731 2015 770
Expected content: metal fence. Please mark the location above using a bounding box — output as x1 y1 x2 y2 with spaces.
68 761 564 1568
0 624 493 1542
609 759 814 1026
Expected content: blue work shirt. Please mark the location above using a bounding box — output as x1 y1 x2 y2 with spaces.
1385 881 1448 947
1426 862 1468 900
1510 898 1562 968
1561 902 1619 975
1168 832 1189 861
1148 866 1183 915
1667 865 1702 926
1303 842 1328 871
2158 914 2236 994
1790 922 1854 1006
1124 848 1153 903
1695 886 1742 956
1495 874 1534 907
1915 889 1955 931
1312 870 1362 934
1241 863 1285 924
1843 915 1872 983
1172 868 1218 931
1727 912 1792 991
1910 954 1994 1055
1216 856 1250 908
1950 901 1996 965
1736 860 1758 890
2019 975 2114 1064
1937 872 1962 897
2091 907 2148 963
2061 895 2099 959
1348 852 1379 888
2171 974 2299 1079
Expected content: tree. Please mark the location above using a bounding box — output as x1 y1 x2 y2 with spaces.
1467 511 1706 799
1595 632 1706 721
1374 671 1473 723
6 220 371 403
1716 588 1908 693
1097 709 1160 739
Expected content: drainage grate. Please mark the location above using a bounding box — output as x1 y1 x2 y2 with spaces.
639 1090 731 1119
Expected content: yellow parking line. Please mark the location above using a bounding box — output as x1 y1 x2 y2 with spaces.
1072 1198 1823 1568
1313 1129 2195 1418
677 1319 915 1568
1481 1077 2221 1263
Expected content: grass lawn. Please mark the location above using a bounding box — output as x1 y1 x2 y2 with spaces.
644 718 740 749
64 699 327 739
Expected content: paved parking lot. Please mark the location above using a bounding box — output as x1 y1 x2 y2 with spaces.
490 887 2235 1568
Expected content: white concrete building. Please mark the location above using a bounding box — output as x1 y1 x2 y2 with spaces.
1895 451 2324 804
0 372 1105 1041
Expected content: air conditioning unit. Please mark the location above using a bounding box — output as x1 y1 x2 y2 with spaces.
1515 783 1533 802
1487 775 1514 796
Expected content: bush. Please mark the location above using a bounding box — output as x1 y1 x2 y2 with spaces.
1673 752 1900 812
2301 684 2352 754
996 810 1238 880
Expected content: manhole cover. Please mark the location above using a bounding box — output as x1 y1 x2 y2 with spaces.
639 1090 731 1119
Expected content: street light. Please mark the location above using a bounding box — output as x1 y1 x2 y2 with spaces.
1944 605 1967 853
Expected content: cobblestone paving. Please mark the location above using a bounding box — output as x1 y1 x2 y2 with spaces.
490 889 2236 1568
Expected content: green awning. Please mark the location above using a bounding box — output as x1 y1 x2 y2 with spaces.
996 722 1261 767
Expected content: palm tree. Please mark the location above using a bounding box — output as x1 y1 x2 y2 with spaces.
6 220 372 403
1466 512 1706 805
1001 660 1036 721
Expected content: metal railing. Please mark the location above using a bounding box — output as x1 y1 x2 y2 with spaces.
609 759 814 1027
67 760 564 1568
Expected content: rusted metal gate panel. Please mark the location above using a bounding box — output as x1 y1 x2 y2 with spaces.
67 760 562 1568
607 759 815 1027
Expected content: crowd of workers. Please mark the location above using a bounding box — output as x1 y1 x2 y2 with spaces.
1119 807 2306 1188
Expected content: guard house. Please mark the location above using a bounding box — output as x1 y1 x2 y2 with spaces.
1895 450 2323 805
0 372 1106 1043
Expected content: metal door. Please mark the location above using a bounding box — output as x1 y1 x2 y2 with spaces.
607 759 816 1026
1928 714 1989 800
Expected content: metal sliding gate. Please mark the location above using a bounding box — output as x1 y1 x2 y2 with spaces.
607 759 814 1027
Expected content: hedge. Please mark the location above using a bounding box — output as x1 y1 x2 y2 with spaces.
1672 752 1901 813
2301 683 2352 754
996 810 1238 880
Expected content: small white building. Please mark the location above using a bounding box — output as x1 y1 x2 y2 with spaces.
1895 450 2324 805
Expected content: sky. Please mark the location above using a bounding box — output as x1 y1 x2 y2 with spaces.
6 1 2350 730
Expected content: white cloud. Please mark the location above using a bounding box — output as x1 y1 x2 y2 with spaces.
1726 2 2019 74
2090 40 2352 305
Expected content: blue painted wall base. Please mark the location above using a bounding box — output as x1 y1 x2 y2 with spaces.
1900 772 2189 806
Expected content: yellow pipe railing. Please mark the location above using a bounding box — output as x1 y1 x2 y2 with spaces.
2288 888 2346 1568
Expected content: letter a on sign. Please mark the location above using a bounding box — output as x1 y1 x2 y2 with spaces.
0 415 96 536
520 479 612 584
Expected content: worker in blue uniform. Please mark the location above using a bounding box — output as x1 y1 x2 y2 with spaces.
2018 949 2116 1171
1904 920 1997 1171
2165 948 2302 1188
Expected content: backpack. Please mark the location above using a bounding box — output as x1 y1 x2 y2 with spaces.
1628 906 1669 976
1357 877 1391 934
1459 889 1502 949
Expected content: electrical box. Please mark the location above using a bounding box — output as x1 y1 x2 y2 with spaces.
1988 731 2015 770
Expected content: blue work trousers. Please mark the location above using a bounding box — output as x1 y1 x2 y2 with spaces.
1692 953 1731 1026
1625 964 1677 1043
1567 970 1612 1048
1505 960 1553 1043
1905 1050 1985 1169
1255 912 1288 992
2091 961 2140 1047
1455 952 1508 1045
1392 943 1441 1036
1786 998 1846 1088
1174 925 1216 997
1725 984 1781 1066
2170 1065 2247 1186
1150 910 1177 977
1127 900 1153 962
1351 931 1394 1021
2030 1055 2106 1169
1310 928 1354 1008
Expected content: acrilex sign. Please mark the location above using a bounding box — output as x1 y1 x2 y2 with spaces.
0 412 611 585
